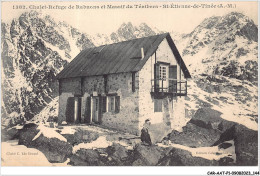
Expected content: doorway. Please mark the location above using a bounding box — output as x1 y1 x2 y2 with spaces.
159 65 168 91
92 97 99 123
65 96 82 124
74 97 82 123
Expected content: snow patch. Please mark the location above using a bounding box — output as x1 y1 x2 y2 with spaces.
72 136 112 153
158 140 236 162
32 124 67 142
60 126 76 135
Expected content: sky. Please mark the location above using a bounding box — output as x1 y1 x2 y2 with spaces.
1 1 258 35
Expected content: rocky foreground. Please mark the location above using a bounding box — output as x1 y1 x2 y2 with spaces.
2 107 257 166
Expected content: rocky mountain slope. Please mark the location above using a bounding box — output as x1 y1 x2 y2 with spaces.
1 11 161 127
181 12 257 82
110 22 162 43
177 12 258 131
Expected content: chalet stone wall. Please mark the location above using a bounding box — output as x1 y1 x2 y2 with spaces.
138 38 187 141
83 76 104 94
101 72 140 135
170 96 189 131
58 72 140 135
60 77 81 95
138 55 172 141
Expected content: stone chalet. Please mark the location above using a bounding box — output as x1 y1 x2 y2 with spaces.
56 33 191 137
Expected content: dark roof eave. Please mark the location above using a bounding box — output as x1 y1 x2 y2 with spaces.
165 34 191 79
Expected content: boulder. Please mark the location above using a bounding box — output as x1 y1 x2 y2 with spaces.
18 123 73 163
157 148 184 166
132 143 165 166
234 125 258 166
18 123 39 146
191 108 235 131
69 149 102 166
219 157 234 166
2 126 23 141
31 134 73 163
213 124 258 166
167 123 221 147
158 148 219 166
106 143 128 165
1 118 12 129
218 142 232 149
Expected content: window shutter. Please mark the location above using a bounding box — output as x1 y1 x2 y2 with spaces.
78 97 82 123
154 63 160 92
102 96 107 113
169 65 177 92
132 72 135 92
66 97 75 123
115 96 120 113
98 96 103 123
85 97 91 123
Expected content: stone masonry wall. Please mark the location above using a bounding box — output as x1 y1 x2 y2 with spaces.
101 72 139 135
60 77 81 95
138 38 187 142
58 72 140 135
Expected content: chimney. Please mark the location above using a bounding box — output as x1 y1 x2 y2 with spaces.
141 47 144 59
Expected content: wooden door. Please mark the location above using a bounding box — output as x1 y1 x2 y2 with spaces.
92 97 99 123
85 97 91 123
66 97 75 123
78 97 82 123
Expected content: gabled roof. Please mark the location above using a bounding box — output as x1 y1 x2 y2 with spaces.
56 33 191 79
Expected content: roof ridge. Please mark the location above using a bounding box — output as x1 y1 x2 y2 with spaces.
83 33 169 50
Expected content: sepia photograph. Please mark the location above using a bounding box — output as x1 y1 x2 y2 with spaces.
0 1 259 174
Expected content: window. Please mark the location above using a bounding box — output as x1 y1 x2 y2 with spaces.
107 96 115 112
159 65 167 80
156 64 169 91
107 96 120 113
154 99 162 112
110 97 115 111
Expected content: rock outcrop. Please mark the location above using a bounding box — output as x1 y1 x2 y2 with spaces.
18 123 73 163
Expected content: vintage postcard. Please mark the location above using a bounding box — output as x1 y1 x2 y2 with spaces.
1 0 259 173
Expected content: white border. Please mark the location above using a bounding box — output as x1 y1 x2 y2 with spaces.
1 166 260 176
1 0 259 175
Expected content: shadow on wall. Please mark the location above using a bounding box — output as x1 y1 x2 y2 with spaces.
148 123 172 144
